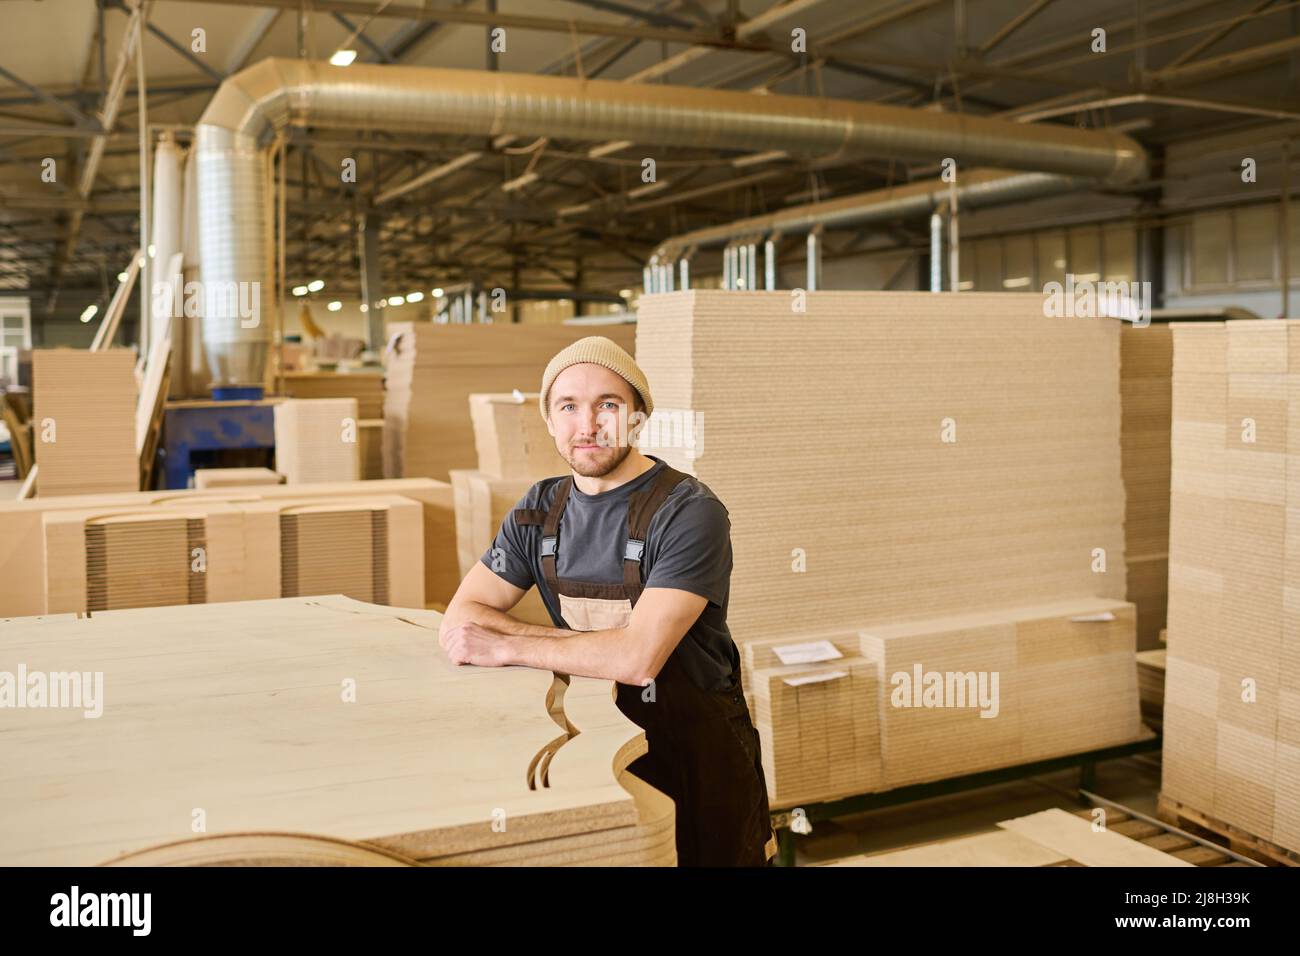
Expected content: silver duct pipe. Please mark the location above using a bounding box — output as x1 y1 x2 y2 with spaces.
764 235 777 291
151 134 184 348
656 168 1090 258
930 211 943 292
196 59 1148 382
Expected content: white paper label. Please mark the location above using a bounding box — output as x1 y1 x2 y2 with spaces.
784 670 848 687
772 640 844 666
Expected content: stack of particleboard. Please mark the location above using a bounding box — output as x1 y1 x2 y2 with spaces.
0 478 457 617
194 467 284 489
1164 319 1300 855
383 322 634 481
469 392 565 480
636 291 1127 642
282 371 384 419
1121 324 1173 651
635 291 1131 803
274 398 360 484
39 495 423 614
32 349 139 496
826 808 1191 867
858 599 1141 791
0 596 674 866
1136 648 1166 730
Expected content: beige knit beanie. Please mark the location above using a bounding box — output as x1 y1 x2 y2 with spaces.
539 336 653 420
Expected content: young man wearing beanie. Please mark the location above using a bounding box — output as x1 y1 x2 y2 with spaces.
440 335 776 867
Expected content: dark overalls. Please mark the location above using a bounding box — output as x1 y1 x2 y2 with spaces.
513 463 776 866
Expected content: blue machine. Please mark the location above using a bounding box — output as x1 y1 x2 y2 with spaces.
159 389 277 489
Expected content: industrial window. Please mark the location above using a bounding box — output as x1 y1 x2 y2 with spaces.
1235 205 1277 282
1103 225 1136 283
1035 232 1067 288
1068 226 1102 283
1001 235 1034 290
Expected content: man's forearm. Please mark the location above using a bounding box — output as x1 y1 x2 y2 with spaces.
507 627 650 685
459 600 570 639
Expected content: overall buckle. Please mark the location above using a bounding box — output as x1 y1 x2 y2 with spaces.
624 538 645 562
540 535 558 558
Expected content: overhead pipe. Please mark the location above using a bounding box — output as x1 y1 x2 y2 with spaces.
195 59 1147 387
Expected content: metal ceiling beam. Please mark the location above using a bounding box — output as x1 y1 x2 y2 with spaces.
978 0 1055 57
332 12 395 63
226 8 281 73
0 65 97 128
1163 0 1279 69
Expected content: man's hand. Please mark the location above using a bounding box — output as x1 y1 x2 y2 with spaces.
441 621 517 668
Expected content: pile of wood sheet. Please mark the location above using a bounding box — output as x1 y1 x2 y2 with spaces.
0 478 457 617
274 398 360 484
1164 320 1300 854
470 392 565 481
1136 648 1166 730
635 291 1135 804
282 371 384 419
0 596 674 866
1121 324 1173 650
32 349 138 496
193 467 284 489
39 495 423 613
383 322 633 481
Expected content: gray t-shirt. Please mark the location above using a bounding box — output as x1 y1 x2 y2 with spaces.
480 456 739 693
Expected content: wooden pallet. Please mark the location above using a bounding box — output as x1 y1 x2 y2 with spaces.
1156 794 1299 867
1067 807 1250 867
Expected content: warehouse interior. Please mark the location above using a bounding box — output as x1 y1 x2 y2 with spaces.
1 0 1299 872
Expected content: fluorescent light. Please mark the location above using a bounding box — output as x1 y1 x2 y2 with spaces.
137 257 145 267
79 304 98 323
619 289 633 298
732 150 787 168
431 288 444 298
1002 276 1031 288
388 295 405 306
588 140 632 159
307 279 324 292
626 179 669 200
147 244 156 257
329 49 357 67
406 291 424 302
501 171 539 193
327 300 342 312
359 303 369 313
292 285 308 296
117 271 128 283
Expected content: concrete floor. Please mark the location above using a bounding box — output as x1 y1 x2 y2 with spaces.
796 752 1164 865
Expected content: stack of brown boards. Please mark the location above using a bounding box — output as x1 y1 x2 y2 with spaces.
383 322 634 482
449 469 550 626
0 478 457 617
0 596 673 867
281 371 384 419
193 467 285 489
635 290 1129 804
469 392 566 480
1136 648 1167 730
274 398 360 484
858 599 1141 790
32 349 138 496
38 495 424 614
358 419 383 479
1164 320 1300 855
1121 324 1173 650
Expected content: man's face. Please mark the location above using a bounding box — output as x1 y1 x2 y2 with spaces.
545 363 640 478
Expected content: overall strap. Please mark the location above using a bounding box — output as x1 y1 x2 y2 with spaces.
623 465 690 604
538 477 574 599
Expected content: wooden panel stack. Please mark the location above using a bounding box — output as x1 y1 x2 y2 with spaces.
470 392 566 480
636 290 1133 804
32 349 138 496
282 371 384 419
38 496 424 614
193 467 284 489
274 398 360 484
0 596 673 866
383 322 634 481
1164 320 1300 855
1121 324 1173 650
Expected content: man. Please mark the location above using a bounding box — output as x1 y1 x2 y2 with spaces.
440 335 776 867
